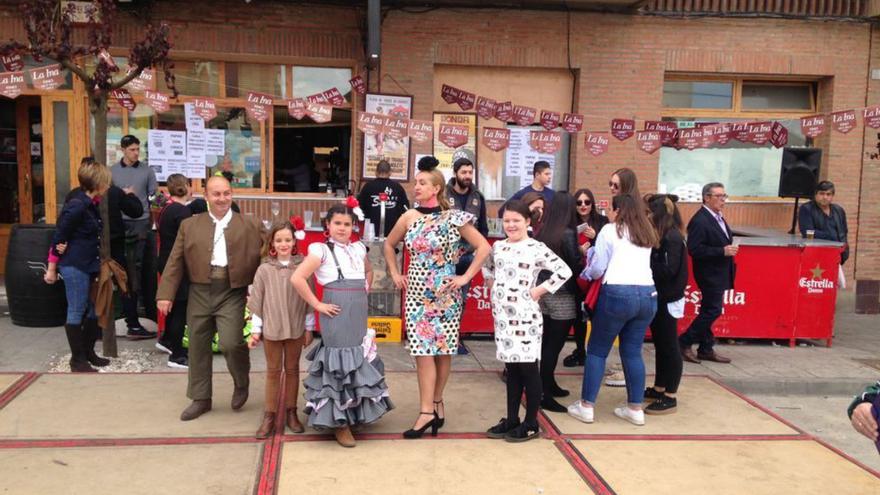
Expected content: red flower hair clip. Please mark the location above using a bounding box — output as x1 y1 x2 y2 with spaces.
289 215 306 240
345 195 365 221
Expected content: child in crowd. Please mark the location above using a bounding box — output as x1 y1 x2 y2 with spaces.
291 200 393 448
483 200 572 442
248 218 313 439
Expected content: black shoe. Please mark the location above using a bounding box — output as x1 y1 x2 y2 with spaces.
645 395 677 415
64 324 97 373
562 350 586 368
403 412 439 439
540 397 567 413
486 417 520 439
433 400 445 429
168 356 189 369
549 384 570 398
644 387 665 402
83 319 110 367
504 422 540 443
127 327 157 340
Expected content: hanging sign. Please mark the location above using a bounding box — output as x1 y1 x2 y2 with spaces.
476 96 497 120
306 102 332 123
747 121 772 145
0 71 25 99
678 127 703 150
456 90 475 111
441 84 461 105
529 130 562 154
125 67 155 93
144 90 170 113
585 132 609 156
698 125 719 148
730 122 750 142
713 123 732 145
193 98 217 121
831 110 856 134
770 121 788 148
864 106 880 129
1 54 24 72
636 130 661 154
246 92 273 122
408 120 433 143
482 127 510 152
495 101 513 122
800 115 826 138
287 98 307 120
512 105 537 126
611 119 635 141
644 121 677 146
29 64 64 91
382 116 409 140
321 87 346 107
349 75 366 95
561 113 584 133
357 112 385 135
540 110 560 131
438 123 469 148
110 88 136 111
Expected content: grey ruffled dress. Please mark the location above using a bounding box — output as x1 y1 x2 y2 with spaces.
302 242 394 429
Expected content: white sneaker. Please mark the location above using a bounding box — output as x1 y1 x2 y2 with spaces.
567 401 594 424
155 342 172 355
614 406 645 426
604 370 626 387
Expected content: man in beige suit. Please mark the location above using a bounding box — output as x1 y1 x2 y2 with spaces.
158 176 263 421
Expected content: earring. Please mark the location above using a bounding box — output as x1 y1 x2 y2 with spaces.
268 247 277 257
323 229 330 238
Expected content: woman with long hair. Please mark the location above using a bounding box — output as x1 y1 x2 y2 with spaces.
563 188 609 368
644 194 688 415
535 192 582 413
384 156 491 438
520 192 545 236
568 194 658 426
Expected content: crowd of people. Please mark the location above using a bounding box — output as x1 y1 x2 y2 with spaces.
45 135 870 449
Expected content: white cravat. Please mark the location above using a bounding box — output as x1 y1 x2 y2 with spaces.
209 209 233 267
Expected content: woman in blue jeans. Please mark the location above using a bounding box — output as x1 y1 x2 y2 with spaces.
44 161 112 372
567 194 658 426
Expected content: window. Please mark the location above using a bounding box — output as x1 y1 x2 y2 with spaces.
663 81 733 109
292 66 352 103
663 76 815 114
658 118 808 200
164 60 221 97
272 105 351 193
477 125 570 201
226 63 286 98
741 83 813 111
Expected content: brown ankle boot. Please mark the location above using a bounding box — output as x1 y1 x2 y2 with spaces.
286 408 305 433
334 426 356 448
256 412 276 439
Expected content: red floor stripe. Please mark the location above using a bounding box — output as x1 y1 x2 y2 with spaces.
0 435 262 449
809 433 880 479
0 372 39 411
705 375 808 434
561 433 810 441
554 439 616 495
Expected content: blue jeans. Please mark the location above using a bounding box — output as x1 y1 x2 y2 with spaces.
59 265 96 325
581 284 657 405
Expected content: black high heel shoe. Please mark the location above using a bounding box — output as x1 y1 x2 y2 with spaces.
403 412 439 439
433 400 445 429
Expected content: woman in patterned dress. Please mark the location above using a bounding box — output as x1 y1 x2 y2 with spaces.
384 156 491 438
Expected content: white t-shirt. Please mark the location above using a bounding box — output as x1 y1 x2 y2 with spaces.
307 240 368 285
584 223 654 286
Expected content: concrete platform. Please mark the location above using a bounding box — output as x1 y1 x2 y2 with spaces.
0 373 23 396
0 443 262 495
573 439 880 495
278 439 588 494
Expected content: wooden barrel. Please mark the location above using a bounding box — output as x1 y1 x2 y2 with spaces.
4 224 67 327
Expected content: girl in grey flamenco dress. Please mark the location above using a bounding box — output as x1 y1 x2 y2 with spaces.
291 201 393 447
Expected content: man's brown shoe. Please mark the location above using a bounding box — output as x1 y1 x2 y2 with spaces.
681 348 701 364
180 399 212 421
697 351 731 363
255 412 276 439
334 426 356 448
286 408 305 433
231 387 249 410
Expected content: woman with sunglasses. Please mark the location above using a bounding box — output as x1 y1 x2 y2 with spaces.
563 188 609 368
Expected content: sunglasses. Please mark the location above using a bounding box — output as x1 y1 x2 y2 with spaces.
576 200 592 206
609 181 620 189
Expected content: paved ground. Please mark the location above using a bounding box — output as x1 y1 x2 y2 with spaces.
1 279 878 493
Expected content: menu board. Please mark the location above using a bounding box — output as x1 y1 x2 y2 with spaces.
147 129 187 181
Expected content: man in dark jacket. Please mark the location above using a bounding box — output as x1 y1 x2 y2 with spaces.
799 180 849 264
679 182 736 364
357 160 409 238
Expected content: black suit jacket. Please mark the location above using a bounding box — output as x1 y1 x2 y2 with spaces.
686 206 736 291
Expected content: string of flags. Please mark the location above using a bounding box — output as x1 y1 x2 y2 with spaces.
3 50 876 157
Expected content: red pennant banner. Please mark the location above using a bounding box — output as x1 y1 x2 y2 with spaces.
678 128 703 150
438 123 469 148
349 75 366 95
636 130 661 154
357 112 385 135
495 101 513 122
246 92 274 122
770 121 788 148
800 115 825 138
306 102 332 123
864 106 880 129
482 127 511 152
408 120 433 143
441 84 460 105
699 125 718 148
29 64 64 91
125 67 155 93
561 113 584 133
287 98 307 120
540 110 560 131
193 98 217 121
730 122 750 142
747 121 772 145
644 121 677 146
0 71 25 99
143 90 170 113
831 110 856 134
321 87 346 107
98 49 118 70
585 133 610 157
1 54 24 72
512 105 537 126
529 131 562 154
611 119 635 141
383 116 409 140
306 92 328 104
456 90 475 111
110 88 136 111
706 123 732 146
476 96 497 120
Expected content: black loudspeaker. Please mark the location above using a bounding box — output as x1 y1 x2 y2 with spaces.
779 147 821 198
367 0 381 68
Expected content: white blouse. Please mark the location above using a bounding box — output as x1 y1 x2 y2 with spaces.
307 240 368 285
584 223 654 286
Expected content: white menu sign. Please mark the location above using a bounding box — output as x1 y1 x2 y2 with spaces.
505 126 555 189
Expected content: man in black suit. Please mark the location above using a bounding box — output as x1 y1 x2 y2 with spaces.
679 182 736 364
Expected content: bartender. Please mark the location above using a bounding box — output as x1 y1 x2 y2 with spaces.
798 180 849 264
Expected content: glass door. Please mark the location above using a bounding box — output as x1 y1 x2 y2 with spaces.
40 94 76 224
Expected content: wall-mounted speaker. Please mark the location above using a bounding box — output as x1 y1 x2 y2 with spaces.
779 147 821 198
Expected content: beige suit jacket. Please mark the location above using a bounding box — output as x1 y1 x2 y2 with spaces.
157 211 263 301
